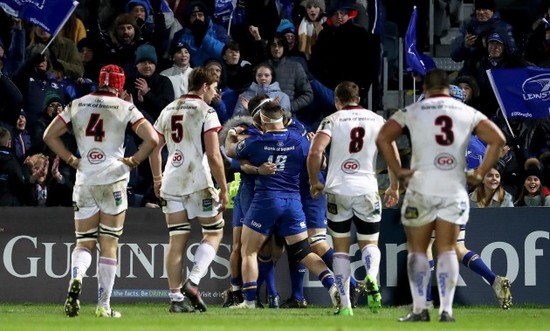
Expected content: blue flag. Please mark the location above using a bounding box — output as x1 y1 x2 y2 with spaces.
405 6 428 76
0 0 78 36
487 67 550 119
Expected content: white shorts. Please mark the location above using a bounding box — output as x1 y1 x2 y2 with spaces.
73 179 128 220
401 190 469 227
160 187 220 219
325 192 382 223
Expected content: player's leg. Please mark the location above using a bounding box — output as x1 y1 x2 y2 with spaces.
257 235 281 308
433 218 460 322
65 184 100 317
224 191 244 308
425 235 435 308
182 188 225 312
327 220 353 316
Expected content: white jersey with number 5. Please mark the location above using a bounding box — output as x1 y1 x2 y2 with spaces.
317 106 385 195
154 95 222 196
58 92 145 185
390 96 487 197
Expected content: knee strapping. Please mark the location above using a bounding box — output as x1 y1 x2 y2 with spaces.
287 239 311 263
168 222 191 236
308 233 326 246
76 227 99 243
99 224 123 239
202 218 225 233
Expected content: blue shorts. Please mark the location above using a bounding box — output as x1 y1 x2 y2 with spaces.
244 197 306 237
232 180 255 228
302 192 327 229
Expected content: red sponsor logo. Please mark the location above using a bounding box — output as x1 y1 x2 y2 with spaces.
87 148 105 164
171 150 184 167
341 159 360 174
434 153 456 170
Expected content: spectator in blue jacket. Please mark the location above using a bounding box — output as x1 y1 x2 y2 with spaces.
450 0 517 77
172 1 230 67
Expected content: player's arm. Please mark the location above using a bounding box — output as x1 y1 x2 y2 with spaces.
376 119 407 179
205 129 228 212
148 133 166 197
122 119 159 168
384 141 401 207
307 132 330 198
43 116 78 169
470 119 506 185
239 159 276 175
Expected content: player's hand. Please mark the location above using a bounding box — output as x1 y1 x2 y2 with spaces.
384 187 399 208
258 162 276 175
310 181 324 199
153 181 161 198
397 168 415 188
120 157 140 168
218 189 229 213
466 169 483 187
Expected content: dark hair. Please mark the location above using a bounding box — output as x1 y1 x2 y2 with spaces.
423 69 450 91
268 35 289 58
335 81 360 103
222 40 240 55
253 62 276 82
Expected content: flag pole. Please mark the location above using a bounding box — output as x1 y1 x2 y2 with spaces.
41 1 79 55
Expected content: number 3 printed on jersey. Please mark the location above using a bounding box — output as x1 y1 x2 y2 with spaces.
435 115 454 145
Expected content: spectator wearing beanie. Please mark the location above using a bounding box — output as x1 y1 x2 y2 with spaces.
130 44 174 121
514 158 550 206
172 1 229 67
160 41 193 98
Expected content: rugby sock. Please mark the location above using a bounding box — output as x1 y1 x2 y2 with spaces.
462 251 496 285
407 252 430 314
333 253 351 308
97 256 117 309
437 250 459 316
230 277 242 292
169 288 184 302
323 247 357 289
71 247 92 280
361 244 381 278
318 269 335 289
188 240 216 285
258 255 277 296
289 260 306 300
242 281 257 302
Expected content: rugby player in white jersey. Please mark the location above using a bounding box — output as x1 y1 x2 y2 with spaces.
376 69 505 322
307 81 400 316
149 67 228 313
43 64 159 318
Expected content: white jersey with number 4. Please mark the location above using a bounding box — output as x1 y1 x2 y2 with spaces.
58 92 145 185
317 106 385 195
154 95 222 196
390 95 487 197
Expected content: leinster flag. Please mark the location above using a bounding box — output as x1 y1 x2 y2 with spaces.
487 67 550 119
0 0 79 36
405 6 427 75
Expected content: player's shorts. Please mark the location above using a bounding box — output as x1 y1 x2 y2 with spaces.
401 190 469 227
160 187 220 219
232 181 254 228
73 179 128 220
244 196 306 237
431 224 467 242
302 191 327 229
325 192 382 223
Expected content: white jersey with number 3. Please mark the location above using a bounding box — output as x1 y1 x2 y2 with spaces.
58 92 145 185
154 95 222 196
317 106 385 195
390 96 487 197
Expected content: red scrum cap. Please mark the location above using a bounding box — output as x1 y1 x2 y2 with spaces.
98 64 125 95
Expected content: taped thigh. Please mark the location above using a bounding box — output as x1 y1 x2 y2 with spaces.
76 227 99 243
99 224 124 240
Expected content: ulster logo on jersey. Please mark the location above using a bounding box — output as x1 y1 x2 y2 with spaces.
341 158 360 174
171 149 184 167
434 153 457 170
87 148 105 164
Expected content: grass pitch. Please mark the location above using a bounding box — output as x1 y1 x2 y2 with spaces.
1 303 548 331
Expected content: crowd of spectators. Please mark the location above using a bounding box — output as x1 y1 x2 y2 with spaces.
0 0 549 208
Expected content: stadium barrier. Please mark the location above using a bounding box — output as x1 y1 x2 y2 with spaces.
1 207 549 306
